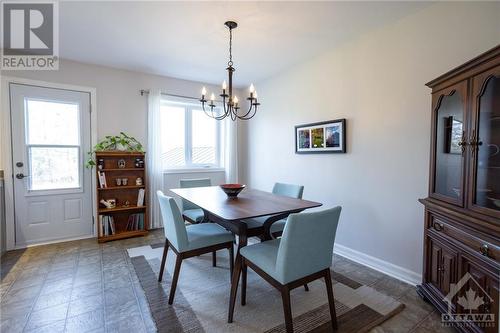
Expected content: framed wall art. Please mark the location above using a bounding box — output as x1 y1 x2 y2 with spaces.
295 119 346 154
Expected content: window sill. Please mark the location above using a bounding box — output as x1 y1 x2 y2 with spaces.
163 168 225 175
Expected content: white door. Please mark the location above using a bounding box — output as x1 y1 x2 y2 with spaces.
10 83 93 246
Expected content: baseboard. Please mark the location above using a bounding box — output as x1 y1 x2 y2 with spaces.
334 243 421 286
14 234 95 250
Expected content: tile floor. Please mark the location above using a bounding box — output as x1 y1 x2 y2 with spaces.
0 230 454 333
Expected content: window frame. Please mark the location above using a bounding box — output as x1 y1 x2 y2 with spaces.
161 99 223 171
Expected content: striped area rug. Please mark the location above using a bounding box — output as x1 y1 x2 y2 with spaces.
128 243 404 333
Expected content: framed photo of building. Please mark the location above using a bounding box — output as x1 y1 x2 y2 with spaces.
295 119 346 154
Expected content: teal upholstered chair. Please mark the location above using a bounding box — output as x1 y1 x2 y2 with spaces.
228 207 342 333
157 191 234 304
180 178 211 224
239 182 306 301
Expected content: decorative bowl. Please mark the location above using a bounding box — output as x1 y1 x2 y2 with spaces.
220 184 246 198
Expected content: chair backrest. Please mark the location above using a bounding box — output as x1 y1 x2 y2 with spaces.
272 182 304 199
275 207 342 284
157 191 189 252
180 178 211 211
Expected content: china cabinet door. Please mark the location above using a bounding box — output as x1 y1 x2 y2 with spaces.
468 65 500 219
430 82 468 206
458 254 499 333
426 235 458 299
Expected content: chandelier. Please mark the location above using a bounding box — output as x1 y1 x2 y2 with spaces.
200 21 259 121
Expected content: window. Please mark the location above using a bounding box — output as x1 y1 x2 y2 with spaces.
25 99 81 191
160 99 222 169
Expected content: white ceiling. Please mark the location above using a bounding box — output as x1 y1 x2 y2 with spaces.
59 1 432 87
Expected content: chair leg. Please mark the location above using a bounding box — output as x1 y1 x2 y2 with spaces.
304 284 309 291
168 255 183 305
158 239 169 282
281 287 293 333
212 251 217 267
241 260 247 306
325 269 338 330
229 244 234 277
228 256 242 323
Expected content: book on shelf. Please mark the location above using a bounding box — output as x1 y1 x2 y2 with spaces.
126 213 145 231
98 171 107 188
137 188 145 206
99 215 116 236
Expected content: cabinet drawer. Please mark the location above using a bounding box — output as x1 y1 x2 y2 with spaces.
428 215 500 262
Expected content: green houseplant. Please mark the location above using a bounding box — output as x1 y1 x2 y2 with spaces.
86 132 144 168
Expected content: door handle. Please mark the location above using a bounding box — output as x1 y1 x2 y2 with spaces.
15 173 30 179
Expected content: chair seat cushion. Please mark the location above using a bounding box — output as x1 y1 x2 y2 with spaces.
185 223 234 252
240 239 283 283
242 216 286 233
183 208 205 223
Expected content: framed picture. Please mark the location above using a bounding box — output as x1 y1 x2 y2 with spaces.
295 119 346 154
444 116 463 154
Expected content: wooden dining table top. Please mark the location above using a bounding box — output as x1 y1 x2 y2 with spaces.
170 186 322 221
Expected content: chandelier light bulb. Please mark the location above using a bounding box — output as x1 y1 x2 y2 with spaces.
249 84 255 93
254 91 258 99
210 93 215 101
201 87 207 96
222 81 227 90
233 96 239 104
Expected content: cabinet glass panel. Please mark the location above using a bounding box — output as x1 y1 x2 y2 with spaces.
434 92 464 200
474 76 500 211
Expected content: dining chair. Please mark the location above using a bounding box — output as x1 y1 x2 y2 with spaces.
180 178 211 224
228 206 342 333
240 182 306 302
156 191 235 304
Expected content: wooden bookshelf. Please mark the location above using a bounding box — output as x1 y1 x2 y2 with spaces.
95 151 148 243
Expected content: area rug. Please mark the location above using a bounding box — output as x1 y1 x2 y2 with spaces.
127 243 404 333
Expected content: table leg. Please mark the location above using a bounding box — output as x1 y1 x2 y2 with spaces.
239 234 248 306
228 232 247 322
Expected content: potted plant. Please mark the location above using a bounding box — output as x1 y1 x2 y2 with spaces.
86 132 144 168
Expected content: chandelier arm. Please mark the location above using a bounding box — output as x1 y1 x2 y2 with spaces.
214 107 228 120
239 102 255 119
239 103 258 120
201 102 217 119
239 106 257 120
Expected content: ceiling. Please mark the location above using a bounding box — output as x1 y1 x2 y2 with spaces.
59 1 432 87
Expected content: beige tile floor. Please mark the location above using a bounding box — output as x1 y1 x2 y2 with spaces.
0 230 454 333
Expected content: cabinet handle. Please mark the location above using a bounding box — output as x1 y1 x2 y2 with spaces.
433 222 444 232
479 244 489 257
469 130 483 156
458 131 468 155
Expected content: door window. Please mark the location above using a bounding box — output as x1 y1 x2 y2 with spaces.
25 99 81 191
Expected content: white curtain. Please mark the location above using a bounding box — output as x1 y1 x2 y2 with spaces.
147 89 164 228
224 118 238 183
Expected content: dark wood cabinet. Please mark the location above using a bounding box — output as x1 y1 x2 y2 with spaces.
419 45 500 333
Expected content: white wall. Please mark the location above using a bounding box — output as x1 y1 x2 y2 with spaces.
240 2 500 282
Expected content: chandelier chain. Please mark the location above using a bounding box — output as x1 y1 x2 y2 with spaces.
228 27 233 67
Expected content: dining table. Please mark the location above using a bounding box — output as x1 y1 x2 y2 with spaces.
170 185 322 319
